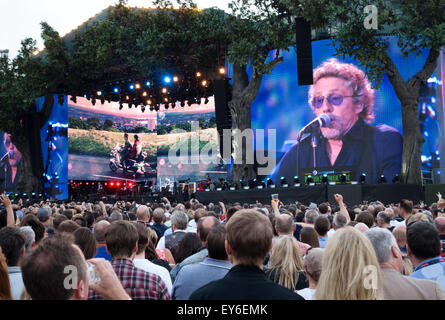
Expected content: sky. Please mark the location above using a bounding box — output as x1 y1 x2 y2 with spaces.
0 0 231 59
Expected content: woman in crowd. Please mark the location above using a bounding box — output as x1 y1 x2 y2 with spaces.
315 227 383 300
174 232 201 264
265 236 308 291
0 247 12 300
73 227 96 260
300 227 320 248
145 228 175 271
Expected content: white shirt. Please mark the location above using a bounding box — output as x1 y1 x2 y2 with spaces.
327 228 336 238
133 258 173 295
296 288 316 300
156 229 187 250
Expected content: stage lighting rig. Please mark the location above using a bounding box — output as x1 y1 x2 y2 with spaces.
293 176 300 187
280 177 288 187
379 175 387 184
322 174 328 185
359 173 366 184
392 174 400 183
340 173 347 184
306 175 314 185
266 178 275 188
248 179 257 189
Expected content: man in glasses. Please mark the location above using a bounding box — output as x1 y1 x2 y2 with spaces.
0 133 22 191
270 58 402 185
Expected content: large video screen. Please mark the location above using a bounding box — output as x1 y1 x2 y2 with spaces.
68 96 158 182
248 37 443 185
0 131 22 192
156 97 227 186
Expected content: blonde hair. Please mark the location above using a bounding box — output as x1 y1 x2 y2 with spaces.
268 236 304 290
315 227 383 300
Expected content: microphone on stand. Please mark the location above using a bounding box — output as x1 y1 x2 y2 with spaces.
297 114 331 142
0 150 12 167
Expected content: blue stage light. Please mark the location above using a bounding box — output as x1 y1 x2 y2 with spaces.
164 76 171 84
129 84 135 90
113 88 119 93
146 81 151 87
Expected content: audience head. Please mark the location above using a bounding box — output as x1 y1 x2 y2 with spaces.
365 228 403 273
269 235 304 290
314 216 330 237
93 220 110 244
275 214 294 235
407 221 440 263
174 232 201 264
376 212 391 228
315 227 382 300
57 220 80 234
105 221 138 259
226 209 273 266
197 216 219 244
354 222 370 233
136 205 150 222
303 247 324 284
152 208 165 224
36 207 50 223
434 217 445 235
300 227 320 248
333 213 347 230
53 214 68 231
133 222 149 254
21 235 87 300
170 211 188 231
0 247 12 300
0 226 26 267
355 212 374 229
304 209 319 224
399 199 413 217
392 225 407 250
207 224 227 260
110 211 123 222
20 226 35 252
73 227 96 260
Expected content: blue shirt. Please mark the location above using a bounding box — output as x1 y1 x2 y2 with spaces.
95 246 112 261
318 237 328 248
172 257 232 300
410 257 445 291
170 247 208 283
269 119 402 185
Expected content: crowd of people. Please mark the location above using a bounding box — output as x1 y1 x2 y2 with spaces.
0 190 445 300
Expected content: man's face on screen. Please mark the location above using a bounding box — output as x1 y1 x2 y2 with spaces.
3 133 22 166
313 77 362 140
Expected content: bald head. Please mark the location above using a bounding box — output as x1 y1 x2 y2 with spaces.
434 217 445 234
93 220 110 243
197 216 219 243
354 222 369 233
275 214 294 235
136 205 150 222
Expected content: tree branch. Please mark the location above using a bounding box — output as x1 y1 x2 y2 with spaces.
407 47 440 88
382 52 408 101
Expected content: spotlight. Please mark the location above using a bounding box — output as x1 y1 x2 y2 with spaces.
196 72 201 77
293 176 300 187
307 175 314 185
129 84 135 90
146 81 151 87
164 97 168 103
142 92 147 97
135 83 141 89
147 100 152 105
359 173 366 184
162 88 168 94
322 174 328 184
126 95 130 100
280 177 288 187
266 178 275 188
201 80 207 87
219 67 226 75
113 88 119 93
379 175 387 184
97 91 102 96
173 76 179 82
392 174 400 183
164 76 171 84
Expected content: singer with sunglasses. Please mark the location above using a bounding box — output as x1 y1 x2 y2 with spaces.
269 58 402 185
0 133 22 191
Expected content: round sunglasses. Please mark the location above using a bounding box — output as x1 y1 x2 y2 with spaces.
311 94 361 109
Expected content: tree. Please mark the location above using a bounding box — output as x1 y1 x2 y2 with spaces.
0 21 70 193
102 119 114 130
87 118 101 130
278 0 445 184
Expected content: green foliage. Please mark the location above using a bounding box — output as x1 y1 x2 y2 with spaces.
68 134 110 157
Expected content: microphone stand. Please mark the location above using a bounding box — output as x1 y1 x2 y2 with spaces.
310 127 319 169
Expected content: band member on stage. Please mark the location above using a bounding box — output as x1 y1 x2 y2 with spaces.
120 133 132 167
269 58 402 185
0 133 22 191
